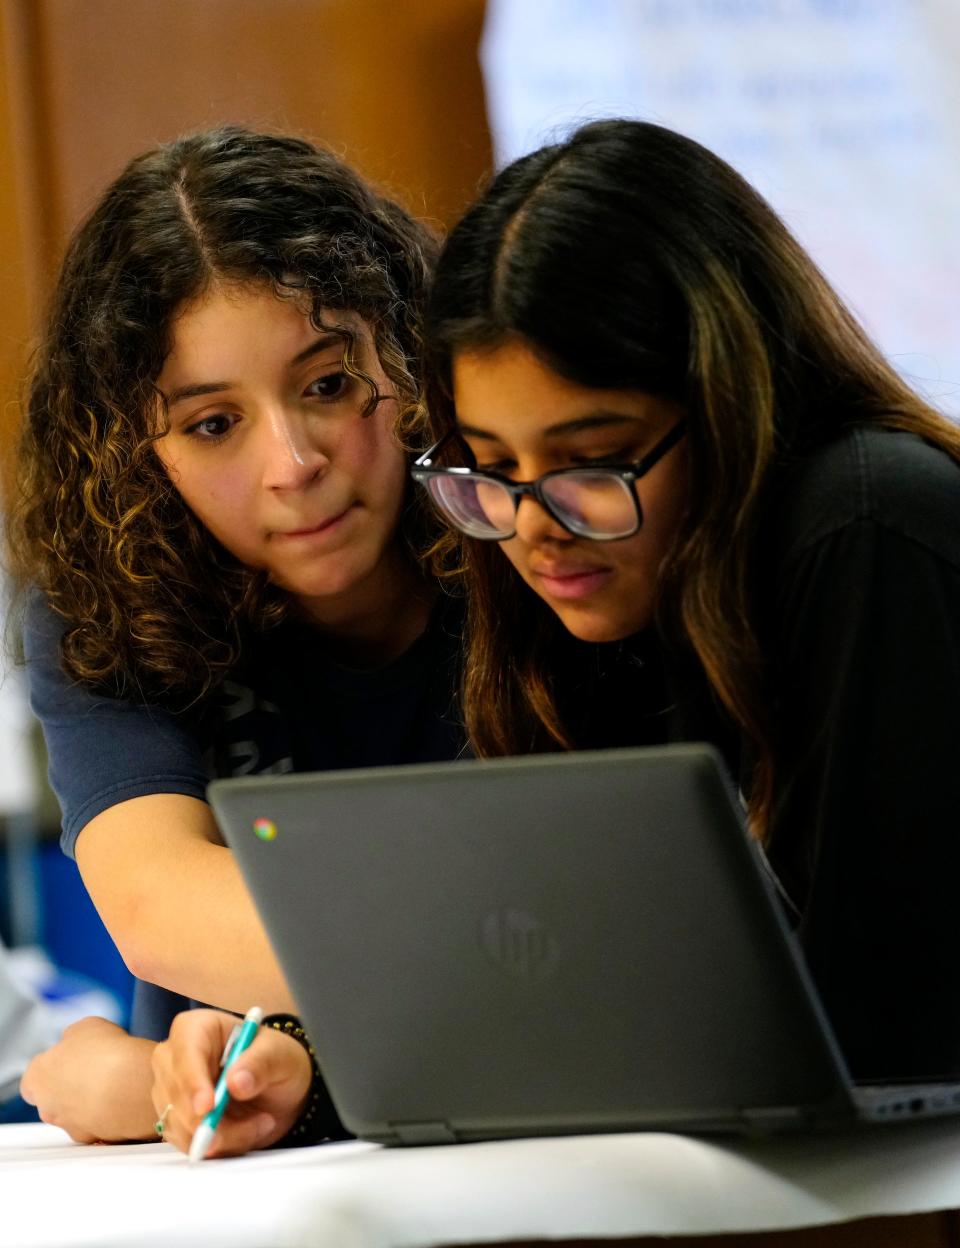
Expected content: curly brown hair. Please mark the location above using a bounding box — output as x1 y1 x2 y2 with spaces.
421 119 960 837
7 126 440 707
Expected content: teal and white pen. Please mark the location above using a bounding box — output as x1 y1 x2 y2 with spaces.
188 1005 263 1163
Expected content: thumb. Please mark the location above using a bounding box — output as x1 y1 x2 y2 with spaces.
225 1029 310 1102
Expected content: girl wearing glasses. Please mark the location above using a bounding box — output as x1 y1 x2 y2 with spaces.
12 127 463 1147
417 120 960 1084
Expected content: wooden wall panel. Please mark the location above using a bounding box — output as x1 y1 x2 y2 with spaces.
0 1 43 487
31 0 492 246
0 0 492 476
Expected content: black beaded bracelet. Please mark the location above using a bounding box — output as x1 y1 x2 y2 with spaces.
261 1014 352 1147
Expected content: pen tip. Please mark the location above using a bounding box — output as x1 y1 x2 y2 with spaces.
188 1124 213 1164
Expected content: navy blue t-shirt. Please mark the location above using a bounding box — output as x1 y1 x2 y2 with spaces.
24 593 465 1037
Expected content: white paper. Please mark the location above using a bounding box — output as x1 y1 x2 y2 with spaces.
4 1118 960 1247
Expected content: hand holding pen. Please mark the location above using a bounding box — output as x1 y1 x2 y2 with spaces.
189 1006 263 1162
150 1007 315 1159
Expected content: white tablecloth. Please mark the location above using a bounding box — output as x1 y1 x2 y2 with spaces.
3 1118 960 1247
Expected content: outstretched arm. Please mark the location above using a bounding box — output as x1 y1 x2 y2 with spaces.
24 594 294 1017
75 794 295 1014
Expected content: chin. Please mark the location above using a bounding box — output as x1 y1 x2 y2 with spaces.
272 558 372 601
551 604 643 645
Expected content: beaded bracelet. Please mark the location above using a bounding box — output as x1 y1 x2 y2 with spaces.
261 1013 352 1146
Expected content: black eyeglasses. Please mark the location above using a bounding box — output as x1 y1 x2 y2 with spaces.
412 420 687 541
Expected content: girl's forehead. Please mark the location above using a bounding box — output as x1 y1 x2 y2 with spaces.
453 340 572 411
452 341 670 443
170 283 369 340
160 289 375 383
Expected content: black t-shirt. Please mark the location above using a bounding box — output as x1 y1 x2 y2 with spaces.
758 425 960 1080
197 601 466 780
594 425 960 1080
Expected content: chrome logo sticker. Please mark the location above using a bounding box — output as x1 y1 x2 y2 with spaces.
253 817 278 842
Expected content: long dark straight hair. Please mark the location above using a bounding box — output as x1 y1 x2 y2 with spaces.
422 118 960 835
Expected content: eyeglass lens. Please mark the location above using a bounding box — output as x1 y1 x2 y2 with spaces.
426 471 638 539
426 476 511 537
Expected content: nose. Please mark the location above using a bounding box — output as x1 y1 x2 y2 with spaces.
261 407 329 490
512 493 572 545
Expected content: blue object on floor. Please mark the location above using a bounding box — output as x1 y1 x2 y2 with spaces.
37 846 134 1025
0 843 135 1028
0 1094 40 1124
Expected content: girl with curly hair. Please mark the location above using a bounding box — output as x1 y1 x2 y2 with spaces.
13 126 463 1145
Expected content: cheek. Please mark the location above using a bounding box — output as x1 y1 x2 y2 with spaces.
605 472 689 626
607 534 659 602
647 448 690 537
352 413 407 501
498 537 531 582
170 465 255 546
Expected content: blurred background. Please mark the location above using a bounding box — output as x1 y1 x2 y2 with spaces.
0 0 957 1101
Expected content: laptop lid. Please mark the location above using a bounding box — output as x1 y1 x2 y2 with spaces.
210 744 857 1142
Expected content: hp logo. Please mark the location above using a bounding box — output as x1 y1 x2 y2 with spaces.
481 908 560 983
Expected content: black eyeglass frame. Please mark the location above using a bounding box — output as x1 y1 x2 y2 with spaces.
411 419 688 541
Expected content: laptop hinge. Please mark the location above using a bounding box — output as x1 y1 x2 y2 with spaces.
390 1119 458 1145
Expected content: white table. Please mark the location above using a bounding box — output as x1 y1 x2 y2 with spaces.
4 1118 960 1248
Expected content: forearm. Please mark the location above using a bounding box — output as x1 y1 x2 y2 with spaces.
126 840 294 1012
76 795 295 1013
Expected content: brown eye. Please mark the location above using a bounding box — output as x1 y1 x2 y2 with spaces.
477 458 517 476
185 413 237 441
573 449 632 466
305 372 352 401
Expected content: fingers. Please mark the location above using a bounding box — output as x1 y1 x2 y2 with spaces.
20 1023 146 1144
195 1030 312 1156
151 1010 237 1153
20 1055 99 1143
18 1057 39 1107
179 1009 238 1116
20 1017 117 1107
155 1099 278 1159
225 1029 311 1104
191 1107 279 1159
151 1014 314 1158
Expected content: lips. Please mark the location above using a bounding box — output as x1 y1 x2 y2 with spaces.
530 562 614 601
531 561 607 580
274 504 353 539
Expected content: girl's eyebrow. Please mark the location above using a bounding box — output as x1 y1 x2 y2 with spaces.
163 380 232 408
162 333 347 408
289 331 348 367
543 412 646 437
459 412 645 440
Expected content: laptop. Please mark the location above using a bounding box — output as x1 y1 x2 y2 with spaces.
209 744 960 1143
